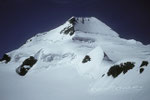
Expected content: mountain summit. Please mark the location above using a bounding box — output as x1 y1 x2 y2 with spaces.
0 17 150 100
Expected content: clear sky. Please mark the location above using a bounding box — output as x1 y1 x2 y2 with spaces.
0 0 150 57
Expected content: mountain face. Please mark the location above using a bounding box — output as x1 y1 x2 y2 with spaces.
0 17 150 100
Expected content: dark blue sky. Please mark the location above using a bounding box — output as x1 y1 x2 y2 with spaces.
0 0 150 57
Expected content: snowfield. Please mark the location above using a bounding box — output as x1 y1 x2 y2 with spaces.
0 17 150 100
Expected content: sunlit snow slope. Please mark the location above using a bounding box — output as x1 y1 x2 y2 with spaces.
0 17 150 100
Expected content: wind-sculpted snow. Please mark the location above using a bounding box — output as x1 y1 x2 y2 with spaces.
0 17 150 100
72 36 95 43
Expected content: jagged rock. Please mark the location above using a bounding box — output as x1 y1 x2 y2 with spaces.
60 26 75 36
139 61 148 74
140 68 144 74
60 17 76 36
22 56 37 67
82 55 91 63
16 56 37 76
0 54 11 63
64 26 74 36
68 17 77 25
16 66 30 76
107 65 122 78
107 62 135 78
140 61 149 67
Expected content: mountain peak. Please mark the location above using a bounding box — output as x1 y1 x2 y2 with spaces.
1 16 150 100
64 16 119 37
67 16 99 24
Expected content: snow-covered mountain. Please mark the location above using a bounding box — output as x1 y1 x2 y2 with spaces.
0 17 150 100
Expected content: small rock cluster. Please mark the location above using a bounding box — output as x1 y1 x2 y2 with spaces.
107 62 135 78
16 56 37 76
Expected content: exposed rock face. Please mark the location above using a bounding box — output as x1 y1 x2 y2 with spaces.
0 54 11 63
107 62 135 78
60 17 76 36
140 61 149 67
139 61 149 74
60 26 75 36
82 55 91 63
140 68 144 74
22 56 37 66
16 56 37 76
68 17 77 25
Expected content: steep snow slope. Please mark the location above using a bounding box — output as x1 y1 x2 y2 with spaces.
0 17 150 100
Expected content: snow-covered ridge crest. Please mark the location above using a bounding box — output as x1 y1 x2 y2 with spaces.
66 16 119 37
17 16 118 48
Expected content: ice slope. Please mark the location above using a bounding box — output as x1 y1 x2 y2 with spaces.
74 17 119 37
0 17 150 100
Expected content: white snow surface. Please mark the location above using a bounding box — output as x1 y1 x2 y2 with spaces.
0 17 150 100
77 47 104 79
